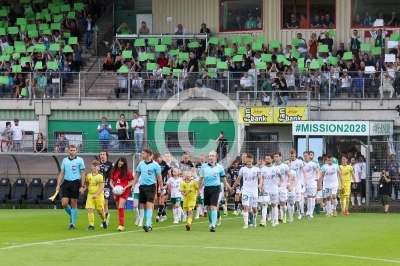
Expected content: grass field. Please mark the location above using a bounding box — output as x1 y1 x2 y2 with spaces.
1 209 399 266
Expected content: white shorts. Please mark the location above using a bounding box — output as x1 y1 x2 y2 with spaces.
133 183 140 194
306 186 317 197
316 190 323 199
278 189 287 202
242 192 258 208
259 191 270 204
266 192 278 205
219 191 225 202
295 185 302 202
287 189 296 204
301 183 306 194
323 187 338 198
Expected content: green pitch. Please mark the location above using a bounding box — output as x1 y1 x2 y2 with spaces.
1 210 399 266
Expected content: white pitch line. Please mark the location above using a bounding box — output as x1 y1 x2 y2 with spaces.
0 217 240 251
55 243 400 264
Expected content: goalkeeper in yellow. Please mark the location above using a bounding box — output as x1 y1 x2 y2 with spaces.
84 160 107 230
180 170 198 231
339 156 356 215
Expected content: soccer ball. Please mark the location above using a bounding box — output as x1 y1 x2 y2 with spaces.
113 185 124 196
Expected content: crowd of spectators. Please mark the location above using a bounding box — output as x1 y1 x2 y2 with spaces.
103 20 400 102
0 0 111 99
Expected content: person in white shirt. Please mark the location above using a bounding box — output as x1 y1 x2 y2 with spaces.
131 72 145 98
303 151 320 218
0 121 12 152
350 157 362 208
358 155 367 204
240 72 254 90
289 149 307 219
319 155 342 217
273 152 291 224
231 154 262 229
166 168 183 224
379 71 395 99
340 70 352 97
284 159 299 222
296 33 308 58
10 119 25 152
131 112 145 155
259 154 282 227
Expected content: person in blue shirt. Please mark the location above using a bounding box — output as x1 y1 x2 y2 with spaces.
97 117 111 150
352 70 365 98
198 150 231 232
133 148 162 232
56 144 86 230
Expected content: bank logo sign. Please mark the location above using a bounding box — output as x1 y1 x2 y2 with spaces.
238 107 308 124
292 121 393 136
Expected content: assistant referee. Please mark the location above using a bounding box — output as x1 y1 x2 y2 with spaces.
198 150 230 232
56 144 86 229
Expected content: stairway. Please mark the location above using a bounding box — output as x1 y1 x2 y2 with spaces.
62 7 116 99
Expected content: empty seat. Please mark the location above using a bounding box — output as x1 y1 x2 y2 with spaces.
5 178 28 206
22 178 43 204
0 178 11 203
38 179 58 205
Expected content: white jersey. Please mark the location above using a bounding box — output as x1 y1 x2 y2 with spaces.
304 160 319 188
260 165 281 194
352 163 361 183
321 164 340 187
239 166 260 195
275 162 290 188
358 162 367 180
291 159 305 184
166 177 183 198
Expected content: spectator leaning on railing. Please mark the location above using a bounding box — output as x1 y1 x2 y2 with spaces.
97 117 111 151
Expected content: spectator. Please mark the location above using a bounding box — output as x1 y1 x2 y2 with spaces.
199 23 211 52
46 69 60 99
275 72 289 105
370 27 387 52
131 112 145 155
175 24 187 49
388 12 399 26
103 51 115 72
386 154 399 201
296 33 308 58
97 117 111 150
336 43 347 58
116 114 129 153
240 72 254 92
113 73 128 99
131 72 145 98
10 119 25 153
245 16 257 29
34 133 47 153
117 23 132 35
54 134 69 153
60 61 72 92
353 14 363 26
311 15 322 28
73 45 83 72
260 77 273 105
377 12 386 25
318 31 334 53
160 75 174 99
322 13 335 29
84 14 94 53
138 21 150 35
308 33 318 59
365 72 379 98
146 73 160 99
379 71 395 98
216 131 228 162
33 72 47 99
231 16 243 30
12 73 25 99
287 14 299 28
363 11 375 26
340 69 352 97
187 51 199 98
309 71 321 98
370 158 380 202
157 52 169 69
299 14 307 28
110 39 122 62
0 122 12 152
348 30 363 55
324 68 338 98
352 70 364 98
0 72 14 99
378 168 391 213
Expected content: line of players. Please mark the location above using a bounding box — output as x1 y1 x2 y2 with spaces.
96 148 355 231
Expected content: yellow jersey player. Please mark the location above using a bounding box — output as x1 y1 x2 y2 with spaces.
180 170 198 231
84 160 107 230
339 156 355 215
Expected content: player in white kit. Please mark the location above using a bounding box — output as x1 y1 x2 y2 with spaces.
284 159 299 222
289 149 307 219
166 168 183 224
231 154 262 229
303 151 320 218
259 154 283 227
319 155 342 217
132 175 144 226
273 152 292 224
